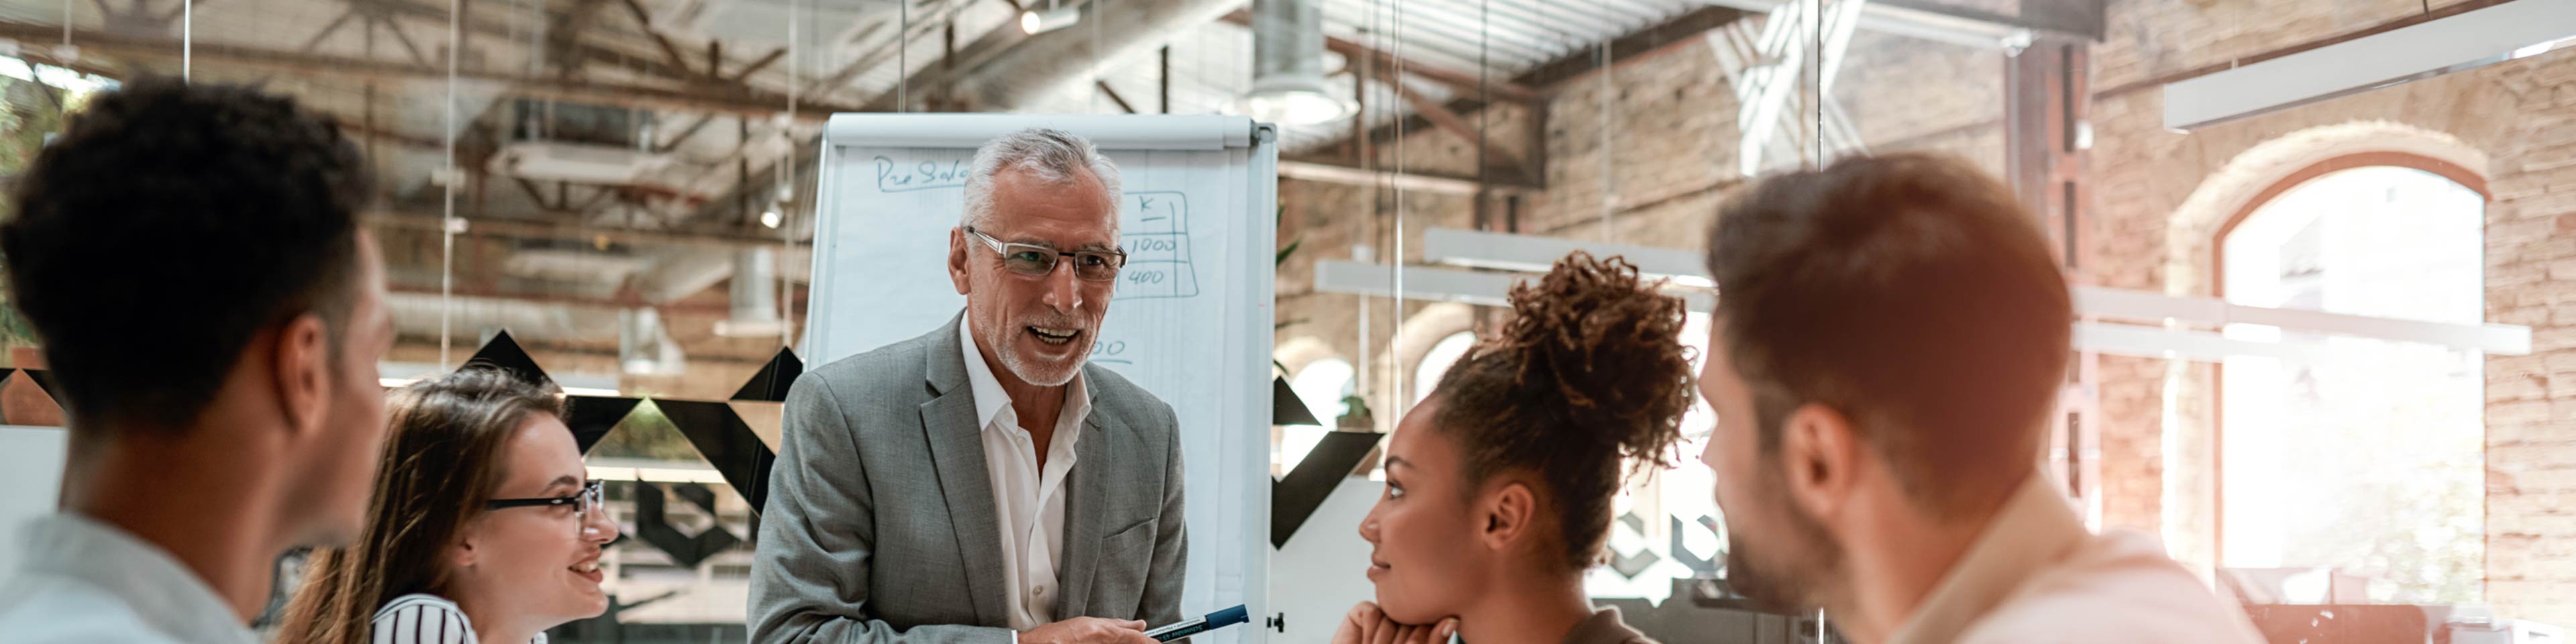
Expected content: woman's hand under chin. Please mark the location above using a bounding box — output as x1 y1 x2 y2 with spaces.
1332 602 1458 644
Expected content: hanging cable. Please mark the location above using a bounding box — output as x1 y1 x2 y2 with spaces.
1091 0 1106 113
784 0 802 347
1597 40 1611 242
1390 0 1409 409
1354 0 1377 411
900 0 910 111
1477 0 1487 191
438 0 461 366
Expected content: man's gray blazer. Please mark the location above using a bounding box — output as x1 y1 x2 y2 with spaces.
749 314 1187 643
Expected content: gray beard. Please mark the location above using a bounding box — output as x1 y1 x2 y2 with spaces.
998 340 1083 386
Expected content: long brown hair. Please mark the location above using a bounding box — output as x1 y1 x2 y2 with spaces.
1430 252 1695 571
276 366 568 644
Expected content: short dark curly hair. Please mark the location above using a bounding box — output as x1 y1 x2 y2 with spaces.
1 77 374 432
1429 252 1695 571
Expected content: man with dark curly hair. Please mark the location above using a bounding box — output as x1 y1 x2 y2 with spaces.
0 78 396 643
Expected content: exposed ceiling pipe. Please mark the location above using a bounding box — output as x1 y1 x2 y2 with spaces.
957 0 1244 110
631 247 739 303
715 247 788 337
620 308 689 376
1242 0 1351 125
386 292 623 341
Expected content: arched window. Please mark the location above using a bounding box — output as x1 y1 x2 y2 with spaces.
2217 162 2485 603
1411 331 1480 404
1281 358 1356 472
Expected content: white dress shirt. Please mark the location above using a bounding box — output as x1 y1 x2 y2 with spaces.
959 323 1091 633
1886 476 2264 644
372 593 547 644
0 513 259 644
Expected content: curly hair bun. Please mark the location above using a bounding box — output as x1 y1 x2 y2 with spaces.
1493 252 1695 466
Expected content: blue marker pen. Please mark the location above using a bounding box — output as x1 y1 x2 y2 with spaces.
1143 605 1250 642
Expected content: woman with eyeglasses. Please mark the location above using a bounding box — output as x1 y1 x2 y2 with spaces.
278 366 621 644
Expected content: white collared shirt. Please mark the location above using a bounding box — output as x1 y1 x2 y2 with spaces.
0 513 260 644
1886 476 2263 644
959 322 1091 633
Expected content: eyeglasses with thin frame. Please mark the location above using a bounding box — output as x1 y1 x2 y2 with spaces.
963 225 1126 282
487 480 605 532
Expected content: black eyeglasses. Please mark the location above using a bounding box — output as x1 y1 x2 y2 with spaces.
488 480 604 526
963 225 1127 282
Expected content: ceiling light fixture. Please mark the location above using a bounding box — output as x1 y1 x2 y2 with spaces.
1240 0 1351 125
1020 2 1081 35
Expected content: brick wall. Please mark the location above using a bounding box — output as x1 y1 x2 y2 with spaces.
2083 0 2576 621
1273 8 2027 429
1276 0 2576 621
1521 36 1741 237
1275 34 1751 427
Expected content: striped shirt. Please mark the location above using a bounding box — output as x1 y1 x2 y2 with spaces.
370 594 548 644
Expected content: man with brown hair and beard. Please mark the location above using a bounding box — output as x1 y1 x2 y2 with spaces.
1694 154 2261 644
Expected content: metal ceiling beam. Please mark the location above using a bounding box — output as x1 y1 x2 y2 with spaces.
1719 0 1868 176
949 0 1242 111
354 0 696 83
1382 76 1529 184
2018 0 2106 41
812 1 977 105
731 47 790 83
300 9 360 53
1278 156 1538 195
543 0 612 77
369 211 811 249
1325 32 1538 104
1097 80 1138 114
860 9 1030 112
333 118 445 149
388 283 808 316
1694 0 2094 49
802 20 892 97
1218 9 1539 104
1355 6 1751 143
2093 0 2516 99
1511 6 1748 91
0 21 860 119
1313 5 1750 183
617 0 702 76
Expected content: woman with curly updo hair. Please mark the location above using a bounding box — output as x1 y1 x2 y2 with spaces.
1333 252 1697 644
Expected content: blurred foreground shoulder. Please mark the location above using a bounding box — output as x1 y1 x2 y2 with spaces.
1959 530 2263 644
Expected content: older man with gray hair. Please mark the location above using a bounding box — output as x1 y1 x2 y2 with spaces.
751 128 1185 644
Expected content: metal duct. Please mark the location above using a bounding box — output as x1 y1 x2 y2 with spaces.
714 247 787 337
386 292 623 341
961 0 1243 110
631 247 738 303
1252 0 1326 83
1242 0 1344 124
619 308 689 376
